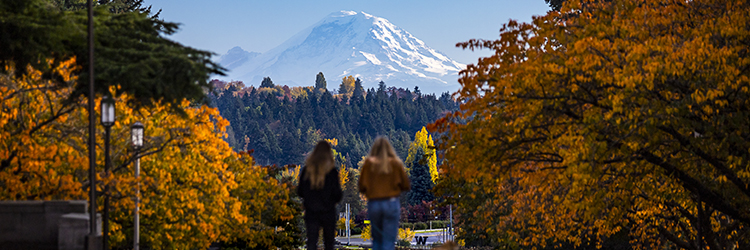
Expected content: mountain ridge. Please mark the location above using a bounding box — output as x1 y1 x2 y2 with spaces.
217 11 465 94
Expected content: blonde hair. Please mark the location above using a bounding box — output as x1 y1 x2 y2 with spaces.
368 136 402 174
304 140 335 189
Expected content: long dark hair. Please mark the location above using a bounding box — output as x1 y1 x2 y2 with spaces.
304 140 335 189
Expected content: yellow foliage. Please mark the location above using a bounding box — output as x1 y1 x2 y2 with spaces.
340 75 355 96
325 138 338 147
0 57 85 200
339 165 349 190
398 228 415 242
361 224 371 241
337 216 353 231
0 59 298 249
406 127 438 182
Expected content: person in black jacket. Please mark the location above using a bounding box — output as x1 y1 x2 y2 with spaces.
297 140 343 250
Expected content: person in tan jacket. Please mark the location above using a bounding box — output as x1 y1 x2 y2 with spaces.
358 136 410 250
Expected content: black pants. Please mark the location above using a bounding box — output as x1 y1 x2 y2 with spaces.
305 211 337 250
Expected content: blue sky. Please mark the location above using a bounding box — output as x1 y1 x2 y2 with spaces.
147 0 551 64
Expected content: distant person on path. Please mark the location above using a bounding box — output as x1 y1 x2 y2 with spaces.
298 141 343 250
358 136 411 250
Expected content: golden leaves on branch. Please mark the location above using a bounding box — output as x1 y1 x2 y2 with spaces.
1 58 298 249
435 0 750 248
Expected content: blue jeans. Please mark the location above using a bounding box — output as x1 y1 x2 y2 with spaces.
368 198 400 250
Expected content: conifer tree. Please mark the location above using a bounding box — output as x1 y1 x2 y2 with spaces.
353 77 365 98
544 0 565 10
407 146 435 205
0 0 224 111
315 72 327 90
260 77 275 88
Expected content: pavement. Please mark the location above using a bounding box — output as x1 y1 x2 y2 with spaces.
335 229 455 247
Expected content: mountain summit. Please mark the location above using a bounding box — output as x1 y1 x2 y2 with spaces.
219 11 465 94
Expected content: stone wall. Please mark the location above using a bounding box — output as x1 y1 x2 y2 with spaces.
0 200 100 250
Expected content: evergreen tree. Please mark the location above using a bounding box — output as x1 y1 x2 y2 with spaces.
545 0 565 11
407 146 435 205
353 77 365 98
0 0 224 111
260 77 275 88
315 72 327 90
209 79 458 167
378 81 387 93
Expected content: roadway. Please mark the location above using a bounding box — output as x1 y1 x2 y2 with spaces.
335 229 454 247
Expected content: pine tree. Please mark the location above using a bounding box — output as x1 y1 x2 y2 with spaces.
0 0 223 111
378 81 387 93
315 72 327 90
260 77 275 88
353 77 365 98
544 0 565 11
407 146 435 205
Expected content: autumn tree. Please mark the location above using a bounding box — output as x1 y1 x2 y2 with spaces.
433 0 750 249
406 127 437 182
1 2 298 248
406 127 437 205
339 75 355 95
0 62 299 248
0 58 87 200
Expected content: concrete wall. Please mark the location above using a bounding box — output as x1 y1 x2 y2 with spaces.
0 200 100 250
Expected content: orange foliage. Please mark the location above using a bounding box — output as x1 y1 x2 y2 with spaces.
1 59 298 249
434 0 750 249
0 58 86 200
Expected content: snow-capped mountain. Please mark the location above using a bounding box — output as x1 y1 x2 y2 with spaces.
219 11 466 94
217 46 260 71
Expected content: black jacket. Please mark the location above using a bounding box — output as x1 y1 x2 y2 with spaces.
297 167 343 213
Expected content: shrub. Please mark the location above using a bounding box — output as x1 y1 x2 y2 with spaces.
398 228 415 242
431 220 448 228
337 217 354 231
396 239 411 247
400 222 413 229
414 222 427 230
361 225 371 240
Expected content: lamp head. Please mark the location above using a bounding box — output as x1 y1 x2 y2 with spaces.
131 122 144 148
100 95 115 127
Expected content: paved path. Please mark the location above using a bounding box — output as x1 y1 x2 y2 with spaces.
336 229 454 247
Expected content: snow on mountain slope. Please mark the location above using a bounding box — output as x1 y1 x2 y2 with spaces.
219 11 466 94
217 46 260 71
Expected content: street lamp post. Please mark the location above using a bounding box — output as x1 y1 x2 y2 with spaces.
100 95 115 250
131 122 144 250
86 0 98 249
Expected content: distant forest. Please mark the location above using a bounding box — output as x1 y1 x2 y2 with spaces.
208 76 458 168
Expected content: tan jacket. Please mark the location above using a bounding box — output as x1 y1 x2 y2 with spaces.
358 157 410 200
